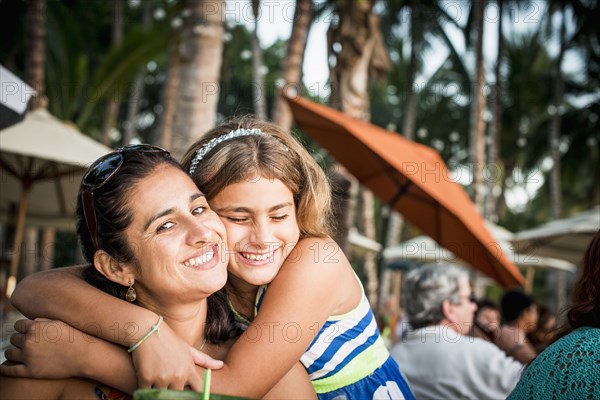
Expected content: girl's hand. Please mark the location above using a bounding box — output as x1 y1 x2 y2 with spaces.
0 319 88 379
131 322 223 391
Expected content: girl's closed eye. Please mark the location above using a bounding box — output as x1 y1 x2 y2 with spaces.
271 214 288 221
226 216 248 223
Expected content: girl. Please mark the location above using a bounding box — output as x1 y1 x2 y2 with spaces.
5 118 414 399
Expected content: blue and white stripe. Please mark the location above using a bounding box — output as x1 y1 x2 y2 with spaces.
301 295 381 380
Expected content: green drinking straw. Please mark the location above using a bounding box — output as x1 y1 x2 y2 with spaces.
203 369 211 400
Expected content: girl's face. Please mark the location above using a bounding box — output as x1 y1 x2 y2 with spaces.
210 175 301 287
123 165 228 308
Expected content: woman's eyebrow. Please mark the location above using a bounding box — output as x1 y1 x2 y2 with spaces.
144 193 206 230
144 208 174 231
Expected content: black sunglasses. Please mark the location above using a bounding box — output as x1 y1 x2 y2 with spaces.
81 144 169 250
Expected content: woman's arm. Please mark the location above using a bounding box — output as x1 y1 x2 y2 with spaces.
10 268 216 391
0 376 101 400
0 319 139 394
210 237 360 398
12 266 158 346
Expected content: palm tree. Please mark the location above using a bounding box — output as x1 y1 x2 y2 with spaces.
328 0 391 307
272 0 312 131
101 0 123 146
159 30 181 150
25 0 47 110
123 0 153 145
171 0 225 159
469 0 487 212
486 0 504 222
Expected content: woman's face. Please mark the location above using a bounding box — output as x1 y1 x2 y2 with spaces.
123 164 228 308
209 175 301 287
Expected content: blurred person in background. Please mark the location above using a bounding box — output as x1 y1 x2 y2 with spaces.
508 229 600 399
497 290 539 364
390 264 523 400
527 305 557 353
472 299 501 342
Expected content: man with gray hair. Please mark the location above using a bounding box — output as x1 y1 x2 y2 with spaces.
391 264 523 399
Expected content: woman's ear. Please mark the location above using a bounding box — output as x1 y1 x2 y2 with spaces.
93 250 135 287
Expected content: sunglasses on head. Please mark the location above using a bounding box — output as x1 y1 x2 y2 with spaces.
81 144 169 250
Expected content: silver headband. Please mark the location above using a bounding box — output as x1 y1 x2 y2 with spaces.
188 128 264 174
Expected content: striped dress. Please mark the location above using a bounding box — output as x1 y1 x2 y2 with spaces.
246 285 415 400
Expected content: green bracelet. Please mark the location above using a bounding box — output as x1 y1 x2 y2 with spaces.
128 315 163 353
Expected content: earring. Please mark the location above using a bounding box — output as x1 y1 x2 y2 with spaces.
125 280 137 302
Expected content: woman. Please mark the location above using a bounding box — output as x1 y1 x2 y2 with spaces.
4 119 414 399
0 145 314 399
507 229 600 399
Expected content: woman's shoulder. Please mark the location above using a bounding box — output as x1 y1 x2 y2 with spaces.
278 236 356 291
549 326 600 350
508 327 600 399
287 236 346 267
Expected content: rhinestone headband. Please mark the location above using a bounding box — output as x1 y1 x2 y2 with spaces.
188 128 264 174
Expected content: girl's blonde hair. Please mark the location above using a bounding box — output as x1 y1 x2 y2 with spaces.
181 116 332 238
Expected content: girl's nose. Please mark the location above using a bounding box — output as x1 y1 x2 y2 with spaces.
250 220 275 247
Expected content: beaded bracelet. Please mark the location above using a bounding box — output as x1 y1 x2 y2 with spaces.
128 315 163 353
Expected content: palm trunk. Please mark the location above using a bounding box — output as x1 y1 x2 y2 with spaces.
469 0 487 212
550 7 566 220
101 0 123 146
487 0 503 222
251 0 266 120
123 0 153 145
496 162 514 221
171 0 225 160
159 31 181 150
23 0 47 288
362 191 378 306
39 227 55 271
403 2 418 140
25 0 47 110
273 0 312 131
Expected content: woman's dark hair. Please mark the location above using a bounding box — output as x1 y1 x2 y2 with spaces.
77 151 181 298
554 229 600 340
76 149 238 343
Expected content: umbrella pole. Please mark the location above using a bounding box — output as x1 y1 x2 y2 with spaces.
7 184 31 298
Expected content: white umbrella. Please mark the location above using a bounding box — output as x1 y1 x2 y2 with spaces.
0 65 35 129
0 108 110 295
511 207 600 265
348 227 382 257
383 221 577 276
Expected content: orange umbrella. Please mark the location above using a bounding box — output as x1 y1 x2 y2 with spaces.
285 94 524 288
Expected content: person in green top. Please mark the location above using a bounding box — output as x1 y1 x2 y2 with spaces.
508 229 600 400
